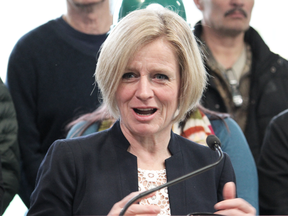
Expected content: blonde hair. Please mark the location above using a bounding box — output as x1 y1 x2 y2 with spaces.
95 8 207 122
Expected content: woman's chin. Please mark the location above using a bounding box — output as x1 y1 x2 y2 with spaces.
131 125 159 136
120 119 171 137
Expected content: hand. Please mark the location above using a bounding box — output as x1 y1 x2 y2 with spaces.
108 191 161 216
214 182 256 216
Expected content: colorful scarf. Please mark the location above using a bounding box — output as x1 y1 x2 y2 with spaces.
172 109 215 146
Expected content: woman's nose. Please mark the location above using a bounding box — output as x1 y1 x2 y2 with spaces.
135 77 153 100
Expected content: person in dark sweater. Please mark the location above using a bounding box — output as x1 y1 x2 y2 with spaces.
6 0 112 207
193 0 288 163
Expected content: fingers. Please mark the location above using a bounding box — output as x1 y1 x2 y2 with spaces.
215 207 256 216
120 191 144 206
125 203 160 215
214 182 256 215
222 181 236 200
214 198 256 215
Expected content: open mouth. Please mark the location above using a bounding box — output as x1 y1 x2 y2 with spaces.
133 108 157 116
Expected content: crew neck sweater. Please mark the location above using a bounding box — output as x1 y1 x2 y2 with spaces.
7 16 108 193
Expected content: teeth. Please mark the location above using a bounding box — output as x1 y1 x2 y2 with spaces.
137 108 154 111
138 113 151 116
134 108 156 115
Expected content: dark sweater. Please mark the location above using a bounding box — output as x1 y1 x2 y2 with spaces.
6 17 107 203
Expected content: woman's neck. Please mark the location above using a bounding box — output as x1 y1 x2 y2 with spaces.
128 144 171 170
121 125 172 170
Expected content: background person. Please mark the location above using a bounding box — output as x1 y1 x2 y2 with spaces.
258 109 288 215
28 8 255 216
6 0 112 207
0 78 20 214
0 155 4 214
193 0 288 163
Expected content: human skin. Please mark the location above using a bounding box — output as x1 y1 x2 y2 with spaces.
194 0 254 36
116 37 180 145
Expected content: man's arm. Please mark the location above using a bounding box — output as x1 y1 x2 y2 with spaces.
6 41 44 195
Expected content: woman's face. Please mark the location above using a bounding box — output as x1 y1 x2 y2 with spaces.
116 37 180 137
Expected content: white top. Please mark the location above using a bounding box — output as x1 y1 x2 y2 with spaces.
138 168 171 215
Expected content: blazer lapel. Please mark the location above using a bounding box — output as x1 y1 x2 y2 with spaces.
111 121 139 198
166 133 187 215
118 150 138 197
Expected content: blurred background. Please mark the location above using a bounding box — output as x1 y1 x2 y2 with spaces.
0 0 287 215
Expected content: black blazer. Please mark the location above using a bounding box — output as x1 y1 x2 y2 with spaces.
28 121 235 216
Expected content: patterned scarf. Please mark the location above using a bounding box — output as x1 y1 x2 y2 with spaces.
172 109 215 146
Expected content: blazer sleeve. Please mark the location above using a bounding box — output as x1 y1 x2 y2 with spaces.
27 140 76 216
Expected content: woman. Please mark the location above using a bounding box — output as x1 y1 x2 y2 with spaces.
67 104 259 213
28 8 255 216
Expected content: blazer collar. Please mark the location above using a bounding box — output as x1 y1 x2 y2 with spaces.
166 133 187 215
109 120 182 155
108 121 187 214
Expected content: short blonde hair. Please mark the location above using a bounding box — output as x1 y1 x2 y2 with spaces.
95 8 207 122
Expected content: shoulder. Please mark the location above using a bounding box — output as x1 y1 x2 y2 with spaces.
173 133 234 182
210 117 244 140
270 109 288 126
12 19 60 51
65 128 109 145
172 132 209 151
0 80 17 122
52 122 128 163
52 129 111 158
209 115 235 127
171 133 224 163
260 110 288 158
21 19 56 39
263 109 288 147
0 79 13 104
209 116 254 154
246 27 288 71
268 54 288 77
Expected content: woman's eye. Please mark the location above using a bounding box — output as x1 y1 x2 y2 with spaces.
122 72 135 79
155 74 169 80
